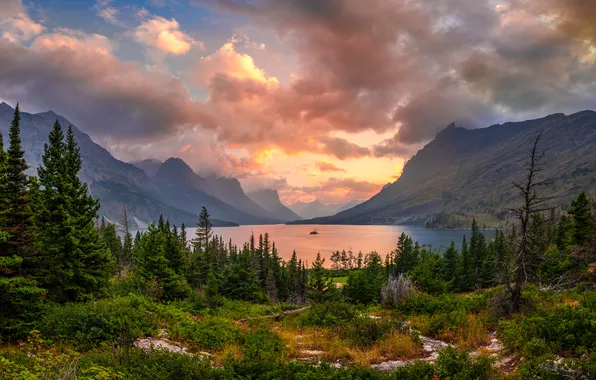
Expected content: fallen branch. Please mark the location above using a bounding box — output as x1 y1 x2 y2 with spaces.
239 306 310 322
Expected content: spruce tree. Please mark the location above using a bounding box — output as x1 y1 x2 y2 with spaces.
2 104 34 271
0 132 7 231
568 191 595 246
458 235 474 292
441 241 459 290
36 123 113 301
307 253 333 303
470 219 487 288
102 222 122 275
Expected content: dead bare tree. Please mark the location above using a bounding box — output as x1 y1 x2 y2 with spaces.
509 134 554 312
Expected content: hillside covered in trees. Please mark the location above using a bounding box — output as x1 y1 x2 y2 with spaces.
2 104 596 378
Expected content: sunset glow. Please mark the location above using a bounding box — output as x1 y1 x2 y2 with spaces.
1 0 595 204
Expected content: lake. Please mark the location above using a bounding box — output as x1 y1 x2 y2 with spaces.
199 224 496 265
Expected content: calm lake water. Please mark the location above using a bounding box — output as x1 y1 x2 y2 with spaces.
197 224 496 265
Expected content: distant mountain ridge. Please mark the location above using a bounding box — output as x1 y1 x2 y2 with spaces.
151 158 283 225
0 103 287 227
247 189 302 222
293 111 596 227
288 199 364 220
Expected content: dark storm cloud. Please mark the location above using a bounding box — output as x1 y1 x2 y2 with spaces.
0 34 217 142
200 0 596 154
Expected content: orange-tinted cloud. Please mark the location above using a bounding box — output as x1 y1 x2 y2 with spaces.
316 161 345 173
134 16 201 55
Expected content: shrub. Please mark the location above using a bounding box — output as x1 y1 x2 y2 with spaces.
171 317 240 350
41 295 159 349
499 296 596 356
297 301 357 327
78 347 212 380
340 316 404 347
381 274 418 307
241 329 285 363
435 346 494 380
0 276 47 341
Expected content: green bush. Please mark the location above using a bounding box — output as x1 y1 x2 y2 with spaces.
0 277 47 341
435 346 494 380
78 347 212 380
499 296 596 356
398 292 490 316
241 329 285 363
339 316 403 347
171 317 240 350
41 295 159 349
298 301 357 327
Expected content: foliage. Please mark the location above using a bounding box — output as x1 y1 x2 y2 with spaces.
381 273 418 307
241 329 285 363
0 274 46 340
339 316 404 347
298 301 357 327
171 317 240 350
41 296 160 349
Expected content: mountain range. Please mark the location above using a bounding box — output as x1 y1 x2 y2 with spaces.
287 199 363 220
292 111 596 228
246 189 303 222
0 103 298 227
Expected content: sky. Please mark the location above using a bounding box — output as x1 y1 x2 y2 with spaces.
1 0 596 205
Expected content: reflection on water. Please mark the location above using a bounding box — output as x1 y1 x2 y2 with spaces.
199 224 496 265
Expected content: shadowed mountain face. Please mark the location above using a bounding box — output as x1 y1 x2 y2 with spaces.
294 111 596 227
153 158 282 225
0 103 239 227
288 199 364 220
247 189 303 222
132 159 163 177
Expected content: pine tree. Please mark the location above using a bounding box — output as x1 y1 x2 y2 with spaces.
568 191 595 246
470 219 487 288
102 223 122 275
441 241 459 290
458 235 474 292
36 123 114 301
0 132 7 232
1 104 34 272
135 223 190 300
307 253 333 303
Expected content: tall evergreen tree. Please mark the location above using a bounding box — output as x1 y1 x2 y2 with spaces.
0 132 7 231
307 253 333 303
1 104 34 272
469 219 487 288
568 191 595 246
458 235 474 292
441 241 459 290
36 123 113 301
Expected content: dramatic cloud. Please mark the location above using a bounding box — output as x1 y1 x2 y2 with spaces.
0 0 44 43
0 30 216 140
3 0 596 203
284 177 383 204
316 162 345 173
201 0 596 148
134 15 201 55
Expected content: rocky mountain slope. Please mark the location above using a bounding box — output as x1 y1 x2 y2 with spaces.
294 111 596 227
152 158 282 225
0 103 237 227
288 199 364 220
247 189 303 222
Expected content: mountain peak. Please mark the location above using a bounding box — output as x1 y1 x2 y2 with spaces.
36 110 60 118
0 102 14 113
160 157 194 174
